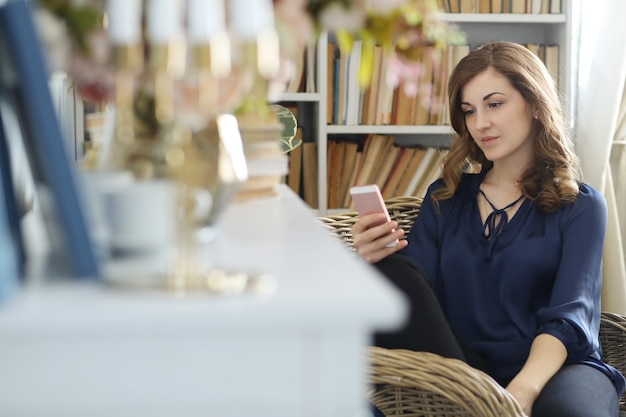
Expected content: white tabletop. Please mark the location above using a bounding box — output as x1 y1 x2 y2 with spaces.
0 185 406 332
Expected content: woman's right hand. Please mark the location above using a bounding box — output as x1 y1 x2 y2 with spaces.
352 213 407 263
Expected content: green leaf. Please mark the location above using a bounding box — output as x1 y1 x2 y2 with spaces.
270 104 300 153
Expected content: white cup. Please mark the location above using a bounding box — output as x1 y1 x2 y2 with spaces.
79 170 134 256
101 179 177 253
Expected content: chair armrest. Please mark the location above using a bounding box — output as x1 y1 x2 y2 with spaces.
367 347 526 417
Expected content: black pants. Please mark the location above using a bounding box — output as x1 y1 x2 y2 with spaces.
371 253 620 417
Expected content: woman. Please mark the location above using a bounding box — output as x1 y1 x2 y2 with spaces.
353 42 625 416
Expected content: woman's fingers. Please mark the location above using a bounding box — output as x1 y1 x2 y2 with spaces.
352 215 406 263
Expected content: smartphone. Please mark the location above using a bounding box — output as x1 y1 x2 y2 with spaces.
350 184 398 247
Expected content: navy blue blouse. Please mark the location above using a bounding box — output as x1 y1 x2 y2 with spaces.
401 172 625 395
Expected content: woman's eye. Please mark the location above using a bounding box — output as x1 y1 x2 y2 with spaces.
463 108 475 116
488 102 502 108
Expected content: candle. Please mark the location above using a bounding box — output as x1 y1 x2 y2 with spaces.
229 0 275 40
146 0 183 44
257 29 279 79
107 0 142 45
187 0 226 44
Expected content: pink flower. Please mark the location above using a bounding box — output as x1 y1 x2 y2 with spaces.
318 2 365 33
273 0 313 58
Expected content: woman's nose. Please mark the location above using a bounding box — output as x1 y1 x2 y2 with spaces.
474 110 491 130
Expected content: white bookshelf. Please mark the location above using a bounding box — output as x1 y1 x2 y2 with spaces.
282 6 576 214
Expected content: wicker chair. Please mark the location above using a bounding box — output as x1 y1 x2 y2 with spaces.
318 196 626 417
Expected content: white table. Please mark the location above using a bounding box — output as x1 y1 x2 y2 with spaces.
0 185 407 417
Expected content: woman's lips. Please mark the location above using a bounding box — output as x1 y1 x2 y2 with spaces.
481 136 498 145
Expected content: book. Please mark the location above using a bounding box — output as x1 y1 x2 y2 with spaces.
372 145 402 192
449 0 461 13
367 136 393 183
348 135 370 190
428 47 448 125
337 43 348 124
460 0 475 13
414 52 434 126
491 0 503 13
549 0 560 13
305 37 317 93
337 141 359 207
362 44 383 125
286 46 306 93
403 147 438 195
441 43 470 125
369 135 396 185
342 147 363 208
530 0 543 14
326 139 335 206
326 42 338 124
286 142 303 195
394 83 417 125
377 55 393 125
0 0 99 278
332 53 341 124
543 44 560 88
345 40 362 125
526 43 541 59
381 147 417 199
396 147 429 196
353 135 394 187
511 0 526 13
414 149 448 198
327 140 346 208
302 142 318 208
479 0 492 12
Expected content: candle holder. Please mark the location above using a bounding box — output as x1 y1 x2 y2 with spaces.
35 0 297 293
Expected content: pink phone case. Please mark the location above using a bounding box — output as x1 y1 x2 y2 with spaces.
350 184 397 247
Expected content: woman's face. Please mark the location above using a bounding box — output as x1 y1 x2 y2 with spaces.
460 67 535 166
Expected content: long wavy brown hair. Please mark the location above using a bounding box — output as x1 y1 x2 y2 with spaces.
433 41 580 212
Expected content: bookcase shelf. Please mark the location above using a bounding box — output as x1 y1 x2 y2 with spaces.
326 125 453 135
441 13 566 23
284 6 575 215
276 92 320 102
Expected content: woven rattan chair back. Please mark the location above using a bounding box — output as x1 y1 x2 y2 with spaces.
319 196 626 416
318 196 422 250
600 312 626 415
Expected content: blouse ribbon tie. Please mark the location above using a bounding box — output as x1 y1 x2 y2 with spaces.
479 189 524 261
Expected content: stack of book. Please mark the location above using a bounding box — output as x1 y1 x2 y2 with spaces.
236 114 289 200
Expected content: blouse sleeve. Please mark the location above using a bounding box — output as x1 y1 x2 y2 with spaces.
535 184 607 362
400 180 445 288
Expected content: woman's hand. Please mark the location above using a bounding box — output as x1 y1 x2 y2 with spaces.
505 333 567 417
351 213 407 263
505 378 539 416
